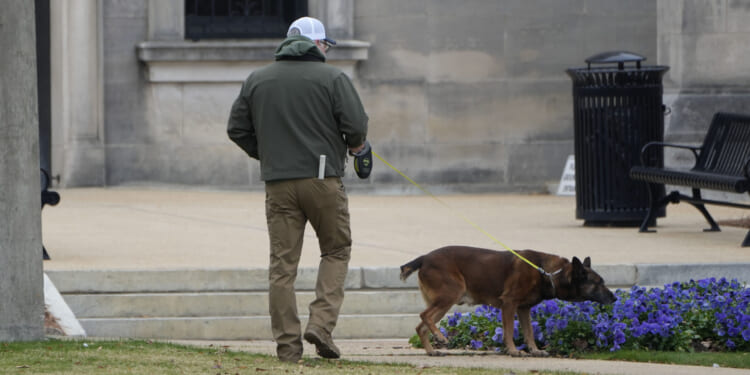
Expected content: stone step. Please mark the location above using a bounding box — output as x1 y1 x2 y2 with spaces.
46 262 750 294
45 267 418 293
49 267 483 340
48 264 704 295
64 290 458 318
53 263 750 340
79 314 421 340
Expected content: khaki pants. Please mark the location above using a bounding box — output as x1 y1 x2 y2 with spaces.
265 177 351 359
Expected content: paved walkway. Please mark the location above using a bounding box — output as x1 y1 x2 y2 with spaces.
42 187 750 374
170 339 749 375
41 187 750 271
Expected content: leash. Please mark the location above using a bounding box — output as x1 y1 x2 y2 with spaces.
372 151 561 284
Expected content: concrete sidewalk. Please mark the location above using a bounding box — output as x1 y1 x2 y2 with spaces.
42 187 750 374
41 187 750 272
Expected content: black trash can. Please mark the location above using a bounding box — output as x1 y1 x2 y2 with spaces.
565 51 669 226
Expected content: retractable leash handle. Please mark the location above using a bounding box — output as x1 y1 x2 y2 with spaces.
372 150 547 273
351 141 373 179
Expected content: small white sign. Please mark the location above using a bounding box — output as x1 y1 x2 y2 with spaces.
556 155 576 196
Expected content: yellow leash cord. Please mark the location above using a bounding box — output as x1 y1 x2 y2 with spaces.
372 151 551 275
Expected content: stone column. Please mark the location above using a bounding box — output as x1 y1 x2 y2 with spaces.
0 0 45 341
148 0 184 41
658 0 750 142
50 0 105 186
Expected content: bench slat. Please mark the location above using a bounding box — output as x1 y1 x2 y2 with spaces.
630 166 749 193
695 113 750 176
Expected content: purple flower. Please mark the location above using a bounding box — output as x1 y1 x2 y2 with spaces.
447 312 461 327
614 329 626 345
531 321 544 342
727 339 736 349
492 327 503 343
728 325 740 337
470 339 483 349
556 319 568 331
436 277 750 354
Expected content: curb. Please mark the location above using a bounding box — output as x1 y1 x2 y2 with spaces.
46 264 750 293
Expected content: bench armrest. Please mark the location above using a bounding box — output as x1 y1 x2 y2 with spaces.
639 141 701 168
743 157 750 181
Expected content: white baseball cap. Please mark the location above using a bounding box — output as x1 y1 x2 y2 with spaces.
287 16 337 45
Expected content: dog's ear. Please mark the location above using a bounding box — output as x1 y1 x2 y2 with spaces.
583 257 591 268
572 256 586 281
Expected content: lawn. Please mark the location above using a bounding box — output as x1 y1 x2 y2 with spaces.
2 339 749 374
579 349 750 369
0 339 573 375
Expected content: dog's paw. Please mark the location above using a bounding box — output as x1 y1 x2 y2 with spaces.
507 349 529 358
433 340 447 349
434 335 449 347
529 349 549 357
427 350 447 357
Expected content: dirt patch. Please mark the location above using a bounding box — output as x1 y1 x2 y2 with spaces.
717 218 750 229
44 310 64 335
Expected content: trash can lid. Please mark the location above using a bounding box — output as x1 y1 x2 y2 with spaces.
585 51 645 70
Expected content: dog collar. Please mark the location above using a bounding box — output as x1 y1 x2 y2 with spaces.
540 268 563 297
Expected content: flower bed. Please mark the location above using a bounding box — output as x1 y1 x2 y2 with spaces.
412 278 750 354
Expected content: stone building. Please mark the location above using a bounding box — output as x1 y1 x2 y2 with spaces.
44 0 750 193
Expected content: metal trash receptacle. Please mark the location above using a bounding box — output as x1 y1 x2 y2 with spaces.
565 51 669 226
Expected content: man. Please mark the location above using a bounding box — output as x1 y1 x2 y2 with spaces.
227 16 369 363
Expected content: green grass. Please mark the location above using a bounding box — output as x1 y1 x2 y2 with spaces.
578 349 750 369
0 339 570 375
3 339 750 374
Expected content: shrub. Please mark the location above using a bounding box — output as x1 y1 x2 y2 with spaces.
413 278 750 354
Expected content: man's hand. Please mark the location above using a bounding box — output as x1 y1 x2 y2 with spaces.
349 141 372 179
348 144 365 155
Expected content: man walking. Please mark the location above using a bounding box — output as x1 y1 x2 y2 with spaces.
227 16 369 362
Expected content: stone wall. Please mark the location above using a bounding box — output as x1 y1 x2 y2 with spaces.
50 0 106 186
103 1 151 185
658 0 750 145
353 0 657 192
52 0 663 192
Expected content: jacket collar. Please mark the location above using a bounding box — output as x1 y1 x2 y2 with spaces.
274 35 326 62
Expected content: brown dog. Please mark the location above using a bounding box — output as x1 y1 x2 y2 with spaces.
400 246 616 357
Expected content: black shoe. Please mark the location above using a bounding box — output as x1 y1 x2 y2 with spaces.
303 327 340 359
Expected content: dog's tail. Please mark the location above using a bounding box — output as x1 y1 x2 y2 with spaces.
399 256 424 282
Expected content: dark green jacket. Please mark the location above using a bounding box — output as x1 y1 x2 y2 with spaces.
227 35 369 181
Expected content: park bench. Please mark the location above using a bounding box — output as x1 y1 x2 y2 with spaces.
41 168 60 260
629 112 750 246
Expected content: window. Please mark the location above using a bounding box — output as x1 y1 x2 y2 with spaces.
185 0 307 40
